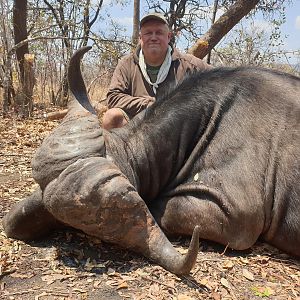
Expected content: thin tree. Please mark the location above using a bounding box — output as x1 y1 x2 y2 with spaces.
206 0 219 64
13 0 35 117
42 0 103 107
1 0 15 114
132 0 140 47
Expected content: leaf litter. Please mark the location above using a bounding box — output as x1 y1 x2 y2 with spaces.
0 111 300 299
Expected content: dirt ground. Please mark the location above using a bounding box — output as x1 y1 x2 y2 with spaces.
0 110 299 300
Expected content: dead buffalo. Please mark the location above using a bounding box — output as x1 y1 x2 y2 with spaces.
3 46 300 275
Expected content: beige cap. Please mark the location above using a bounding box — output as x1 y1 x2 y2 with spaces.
140 12 168 28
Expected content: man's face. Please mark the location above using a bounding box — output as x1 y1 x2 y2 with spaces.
139 20 172 66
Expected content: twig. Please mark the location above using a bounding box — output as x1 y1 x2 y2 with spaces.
4 289 36 296
5 287 85 297
181 275 210 293
139 274 176 291
0 152 33 157
197 257 224 262
221 243 229 255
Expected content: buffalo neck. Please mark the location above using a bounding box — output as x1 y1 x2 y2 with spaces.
104 91 218 204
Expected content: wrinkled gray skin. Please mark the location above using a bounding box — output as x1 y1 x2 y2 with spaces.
3 47 300 275
3 46 199 275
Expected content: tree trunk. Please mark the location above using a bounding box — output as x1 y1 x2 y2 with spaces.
60 69 69 107
206 0 219 64
1 1 15 115
13 0 36 117
13 0 28 82
2 53 12 115
132 0 140 47
22 54 35 117
188 0 259 59
14 55 35 117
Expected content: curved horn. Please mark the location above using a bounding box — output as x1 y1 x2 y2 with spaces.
146 225 200 275
68 46 96 114
43 157 200 275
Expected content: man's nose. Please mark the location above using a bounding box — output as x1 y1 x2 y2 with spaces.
149 33 158 39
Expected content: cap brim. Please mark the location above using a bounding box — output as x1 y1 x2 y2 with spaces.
140 15 167 27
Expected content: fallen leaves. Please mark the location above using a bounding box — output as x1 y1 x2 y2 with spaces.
0 234 23 277
1 114 300 299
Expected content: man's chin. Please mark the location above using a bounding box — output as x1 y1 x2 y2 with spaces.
147 48 162 55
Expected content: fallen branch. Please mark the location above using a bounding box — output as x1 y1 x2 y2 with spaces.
42 104 107 121
43 109 68 121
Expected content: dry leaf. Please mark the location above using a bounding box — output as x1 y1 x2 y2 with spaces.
240 257 249 264
261 270 268 278
149 283 160 296
200 278 208 286
223 260 234 270
117 281 129 290
93 280 102 288
120 275 136 282
177 248 188 254
220 277 231 289
10 272 34 279
106 279 119 286
243 268 254 281
177 294 195 300
73 287 87 293
211 292 221 300
107 267 116 276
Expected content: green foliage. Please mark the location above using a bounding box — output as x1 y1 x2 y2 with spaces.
251 286 273 297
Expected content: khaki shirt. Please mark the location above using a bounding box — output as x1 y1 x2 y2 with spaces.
106 46 212 119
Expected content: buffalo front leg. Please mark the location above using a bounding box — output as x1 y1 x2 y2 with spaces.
150 184 265 251
2 187 63 240
42 157 200 275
